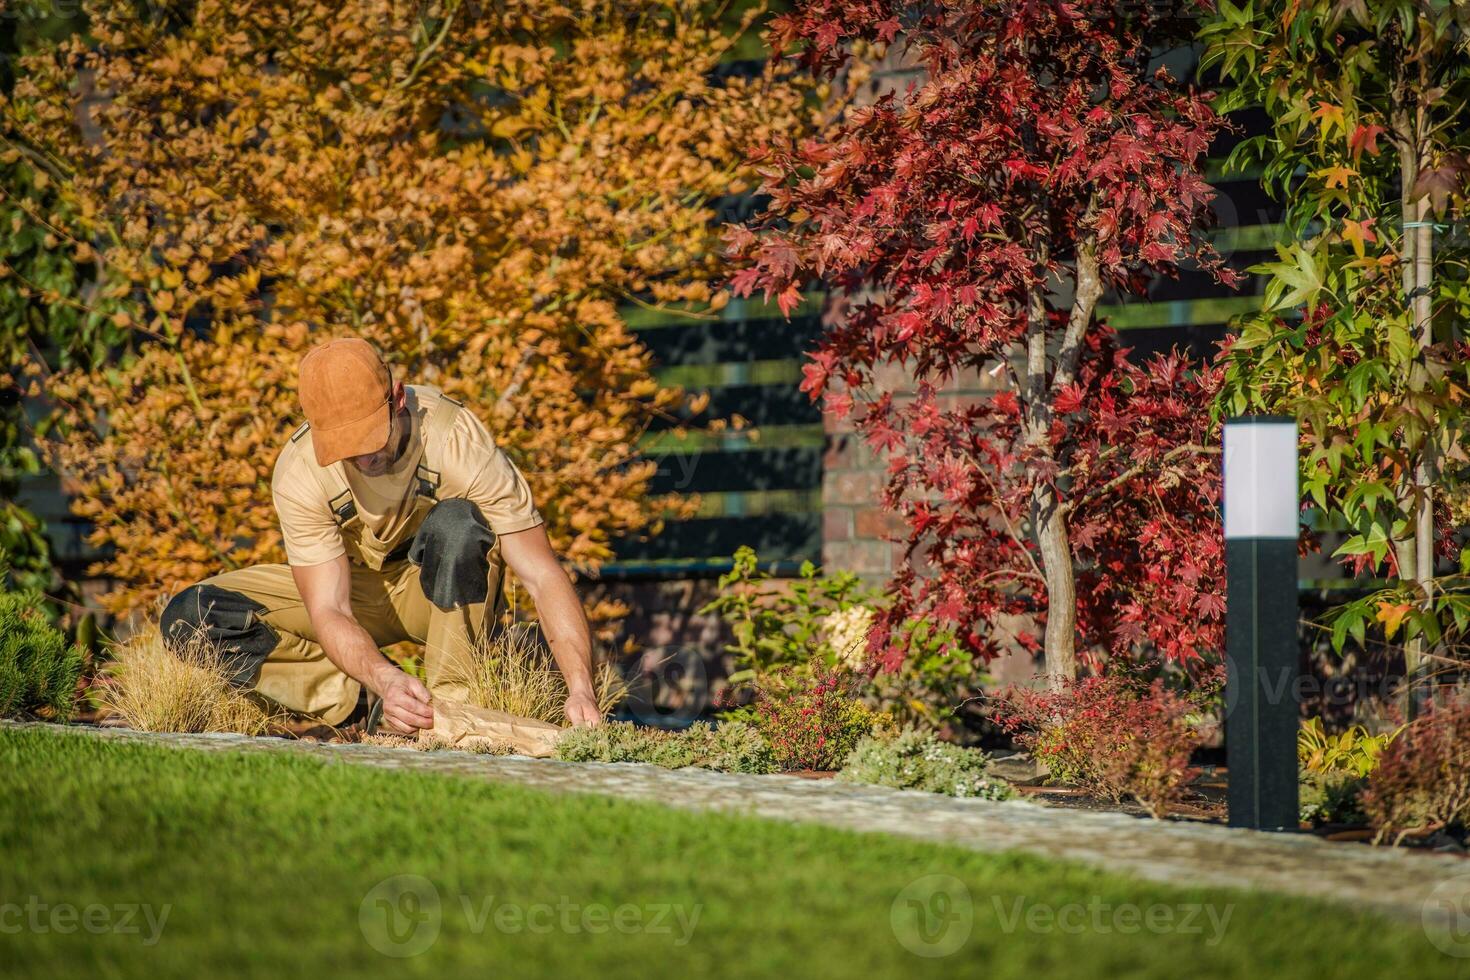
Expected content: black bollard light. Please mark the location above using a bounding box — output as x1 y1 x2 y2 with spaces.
1223 415 1300 831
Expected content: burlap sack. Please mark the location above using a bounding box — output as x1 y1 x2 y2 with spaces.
426 700 564 757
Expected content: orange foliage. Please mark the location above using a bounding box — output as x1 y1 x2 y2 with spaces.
4 0 816 618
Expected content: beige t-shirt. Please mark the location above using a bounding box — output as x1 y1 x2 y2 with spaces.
272 385 543 567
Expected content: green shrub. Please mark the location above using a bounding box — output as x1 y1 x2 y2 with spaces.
1298 717 1398 779
700 546 880 680
838 729 1014 799
1299 774 1368 826
554 720 669 764
554 720 777 775
0 587 83 720
1296 718 1397 826
701 547 983 730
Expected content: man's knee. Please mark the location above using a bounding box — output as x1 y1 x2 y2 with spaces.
159 584 278 685
410 499 497 610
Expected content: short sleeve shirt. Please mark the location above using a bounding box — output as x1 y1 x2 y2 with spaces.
271 385 543 567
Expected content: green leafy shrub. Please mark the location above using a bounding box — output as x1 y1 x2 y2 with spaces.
1300 776 1369 826
554 720 776 774
701 546 880 679
1298 717 1399 779
1297 717 1400 826
702 547 983 730
0 584 83 721
838 729 1014 799
1361 696 1470 845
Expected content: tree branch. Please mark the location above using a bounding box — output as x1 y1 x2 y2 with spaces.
1062 443 1221 516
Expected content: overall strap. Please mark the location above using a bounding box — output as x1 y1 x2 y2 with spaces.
290 422 356 526
412 389 463 501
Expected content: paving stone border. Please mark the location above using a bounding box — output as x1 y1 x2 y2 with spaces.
8 720 1470 929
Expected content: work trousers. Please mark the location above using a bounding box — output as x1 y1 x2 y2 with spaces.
159 499 503 725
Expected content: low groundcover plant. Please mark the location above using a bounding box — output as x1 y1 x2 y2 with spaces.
837 729 1014 800
554 719 777 774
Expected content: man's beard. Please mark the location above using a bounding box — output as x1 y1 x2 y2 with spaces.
351 408 410 476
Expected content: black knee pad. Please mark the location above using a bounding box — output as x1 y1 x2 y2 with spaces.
409 499 497 611
159 584 278 686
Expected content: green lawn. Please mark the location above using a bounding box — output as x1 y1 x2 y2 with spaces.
0 727 1457 979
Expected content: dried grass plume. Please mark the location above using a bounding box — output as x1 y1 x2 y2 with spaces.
98 625 278 735
447 623 625 725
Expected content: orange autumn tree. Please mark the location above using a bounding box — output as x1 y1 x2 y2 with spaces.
5 0 815 619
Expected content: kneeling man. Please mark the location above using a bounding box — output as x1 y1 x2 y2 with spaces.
161 337 601 732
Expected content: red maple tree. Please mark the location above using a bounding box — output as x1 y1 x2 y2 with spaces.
726 0 1241 683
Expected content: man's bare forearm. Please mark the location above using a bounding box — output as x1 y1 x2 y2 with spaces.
530 576 595 696
498 525 600 726
312 607 400 694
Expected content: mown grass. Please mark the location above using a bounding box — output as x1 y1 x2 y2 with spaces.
0 726 1458 979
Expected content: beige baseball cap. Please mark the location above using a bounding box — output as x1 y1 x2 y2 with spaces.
297 338 392 467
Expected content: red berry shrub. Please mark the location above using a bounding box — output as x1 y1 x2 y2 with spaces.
999 671 1218 818
1361 696 1470 845
754 664 877 771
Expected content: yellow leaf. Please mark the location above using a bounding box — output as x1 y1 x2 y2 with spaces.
1375 601 1412 639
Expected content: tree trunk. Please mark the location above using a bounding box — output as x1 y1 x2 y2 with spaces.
1022 224 1101 691
1412 174 1437 713
1036 486 1079 686
1396 117 1435 715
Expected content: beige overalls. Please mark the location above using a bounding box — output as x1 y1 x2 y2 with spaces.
163 393 508 725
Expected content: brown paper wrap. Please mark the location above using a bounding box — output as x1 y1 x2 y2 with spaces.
425 701 564 758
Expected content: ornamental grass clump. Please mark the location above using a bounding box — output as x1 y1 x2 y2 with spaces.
838 729 1014 800
98 625 277 735
0 587 83 721
448 623 625 725
1361 696 1470 845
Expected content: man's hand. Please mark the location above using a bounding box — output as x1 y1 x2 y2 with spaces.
563 689 602 728
377 669 435 734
